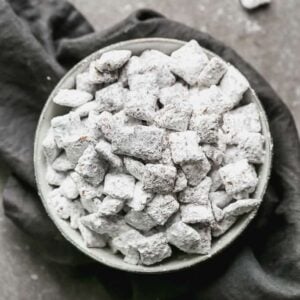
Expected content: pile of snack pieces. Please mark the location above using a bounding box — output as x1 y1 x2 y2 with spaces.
43 40 265 266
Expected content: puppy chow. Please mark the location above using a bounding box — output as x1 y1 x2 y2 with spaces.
95 50 132 72
219 159 258 195
53 89 93 107
145 194 179 226
45 39 265 266
154 103 192 131
103 173 135 200
111 125 164 161
127 181 154 211
189 113 221 143
198 56 228 87
142 164 177 194
170 40 209 85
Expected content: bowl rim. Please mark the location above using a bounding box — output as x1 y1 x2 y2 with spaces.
34 37 273 273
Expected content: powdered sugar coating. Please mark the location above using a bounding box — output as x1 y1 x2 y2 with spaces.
44 41 265 266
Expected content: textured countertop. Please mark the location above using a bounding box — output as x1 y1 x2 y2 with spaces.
1 0 299 299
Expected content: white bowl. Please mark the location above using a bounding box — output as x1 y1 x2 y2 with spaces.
34 38 272 273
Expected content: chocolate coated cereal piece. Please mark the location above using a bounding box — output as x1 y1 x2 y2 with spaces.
198 56 228 87
140 49 172 70
125 90 157 122
136 233 172 265
76 72 96 94
223 198 260 217
145 194 179 226
61 175 79 200
237 132 265 164
173 169 188 193
98 111 115 141
47 189 71 219
70 172 103 199
83 110 103 140
180 203 213 225
128 181 154 211
95 139 123 170
110 229 143 265
211 198 260 237
95 50 132 72
46 165 66 186
222 103 262 144
167 221 208 254
181 153 211 186
73 101 98 118
103 173 135 200
169 131 201 164
160 148 174 166
188 85 232 114
139 50 175 88
89 61 118 84
124 210 157 231
96 82 127 112
128 72 159 96
143 164 177 194
202 144 224 166
223 146 244 165
81 214 129 238
159 82 189 106
70 172 103 212
170 40 209 85
42 128 60 163
78 221 107 248
51 112 82 148
75 145 108 186
97 196 124 216
154 103 192 131
179 176 212 204
219 66 249 106
123 157 146 181
209 191 233 209
69 200 85 229
52 152 75 172
64 135 95 165
189 113 221 143
209 168 224 192
112 125 164 161
193 226 212 254
219 159 258 195
53 89 93 107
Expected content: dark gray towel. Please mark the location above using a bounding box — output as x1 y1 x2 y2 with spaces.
1 1 299 299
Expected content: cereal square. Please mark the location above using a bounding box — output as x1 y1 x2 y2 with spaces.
103 173 135 200
154 103 192 131
198 57 228 87
95 82 127 112
111 125 164 161
189 113 221 143
145 194 179 225
142 164 177 194
170 40 209 85
219 159 258 195
169 131 201 164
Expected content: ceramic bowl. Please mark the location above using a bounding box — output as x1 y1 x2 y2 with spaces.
34 38 272 273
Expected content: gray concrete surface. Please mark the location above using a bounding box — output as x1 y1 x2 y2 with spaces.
0 0 299 299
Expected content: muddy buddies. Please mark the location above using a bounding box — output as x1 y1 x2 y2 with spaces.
43 40 265 266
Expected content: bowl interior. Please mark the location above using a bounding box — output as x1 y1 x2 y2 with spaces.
34 38 272 273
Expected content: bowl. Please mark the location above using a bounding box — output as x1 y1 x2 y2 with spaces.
34 38 272 273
